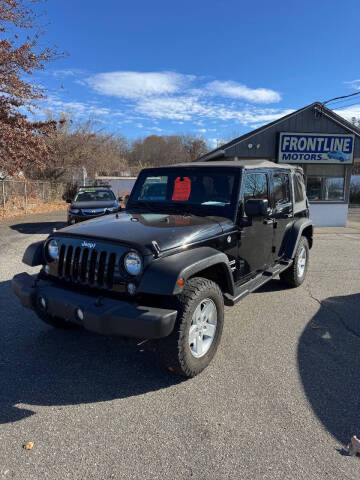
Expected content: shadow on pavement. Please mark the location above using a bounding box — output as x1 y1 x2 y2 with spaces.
10 221 67 235
254 278 291 293
297 293 360 446
1 279 182 424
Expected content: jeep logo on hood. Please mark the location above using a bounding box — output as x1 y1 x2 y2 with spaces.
81 240 96 249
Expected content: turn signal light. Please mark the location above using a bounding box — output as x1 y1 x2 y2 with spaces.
177 278 185 287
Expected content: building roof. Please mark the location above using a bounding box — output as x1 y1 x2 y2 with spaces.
198 102 360 162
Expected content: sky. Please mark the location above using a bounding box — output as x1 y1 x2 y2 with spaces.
33 0 360 147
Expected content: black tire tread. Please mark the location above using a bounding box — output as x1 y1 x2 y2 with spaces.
280 236 309 287
161 277 223 377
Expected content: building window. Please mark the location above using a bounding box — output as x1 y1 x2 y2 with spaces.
304 164 346 202
306 176 345 201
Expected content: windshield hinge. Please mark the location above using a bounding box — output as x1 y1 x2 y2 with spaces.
151 240 161 258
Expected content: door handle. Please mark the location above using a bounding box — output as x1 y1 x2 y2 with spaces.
263 218 274 225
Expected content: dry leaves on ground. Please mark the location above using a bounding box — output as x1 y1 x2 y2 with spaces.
23 441 34 450
1 200 66 220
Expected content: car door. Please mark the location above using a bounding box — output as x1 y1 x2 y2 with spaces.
271 171 294 259
237 170 274 280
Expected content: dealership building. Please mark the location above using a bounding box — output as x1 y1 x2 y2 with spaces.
199 102 360 226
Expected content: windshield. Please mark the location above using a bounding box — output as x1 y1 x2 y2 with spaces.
128 167 240 219
74 189 116 202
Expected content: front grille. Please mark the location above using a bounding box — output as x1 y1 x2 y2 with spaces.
58 244 118 289
82 208 105 215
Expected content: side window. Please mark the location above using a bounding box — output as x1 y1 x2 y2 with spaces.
273 173 290 205
294 172 305 203
243 173 268 202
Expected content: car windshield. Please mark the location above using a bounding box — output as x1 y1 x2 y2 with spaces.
74 189 116 202
128 167 239 219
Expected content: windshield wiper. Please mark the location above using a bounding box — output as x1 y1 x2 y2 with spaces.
128 201 203 215
161 203 201 215
127 201 159 212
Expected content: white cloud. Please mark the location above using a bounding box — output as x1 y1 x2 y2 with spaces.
136 95 292 125
43 95 112 117
335 105 360 122
86 70 281 106
208 138 222 148
205 80 281 103
40 69 290 131
137 96 207 121
344 79 360 90
87 71 194 99
52 69 86 78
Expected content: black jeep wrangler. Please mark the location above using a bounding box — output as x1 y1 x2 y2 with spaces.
12 160 313 377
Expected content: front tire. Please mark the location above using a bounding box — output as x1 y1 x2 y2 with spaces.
161 277 224 377
280 236 309 287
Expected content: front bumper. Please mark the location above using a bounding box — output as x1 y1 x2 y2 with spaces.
12 273 177 339
67 212 107 224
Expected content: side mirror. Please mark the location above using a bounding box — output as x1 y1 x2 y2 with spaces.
245 198 269 217
118 196 123 202
66 198 72 203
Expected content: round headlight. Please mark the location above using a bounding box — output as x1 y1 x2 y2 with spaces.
124 251 142 276
47 239 59 260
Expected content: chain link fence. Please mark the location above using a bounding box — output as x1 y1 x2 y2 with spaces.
0 180 66 216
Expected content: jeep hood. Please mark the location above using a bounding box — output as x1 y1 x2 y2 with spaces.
58 212 234 254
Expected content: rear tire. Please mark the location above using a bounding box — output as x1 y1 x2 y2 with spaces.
160 277 224 377
280 236 309 287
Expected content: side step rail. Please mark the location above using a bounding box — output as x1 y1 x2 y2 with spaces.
224 260 293 306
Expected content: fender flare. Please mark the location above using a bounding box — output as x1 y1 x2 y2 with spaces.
138 246 234 296
281 219 313 259
22 241 45 266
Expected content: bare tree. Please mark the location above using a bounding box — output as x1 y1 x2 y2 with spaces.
351 117 360 128
129 134 209 170
182 134 208 161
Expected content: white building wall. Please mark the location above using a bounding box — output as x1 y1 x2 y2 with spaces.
309 203 348 227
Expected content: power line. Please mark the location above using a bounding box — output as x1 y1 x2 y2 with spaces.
323 91 360 106
324 96 360 107
330 100 360 110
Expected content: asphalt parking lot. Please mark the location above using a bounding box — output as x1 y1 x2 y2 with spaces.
1 209 360 479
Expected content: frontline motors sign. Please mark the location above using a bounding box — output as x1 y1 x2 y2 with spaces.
278 132 354 164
